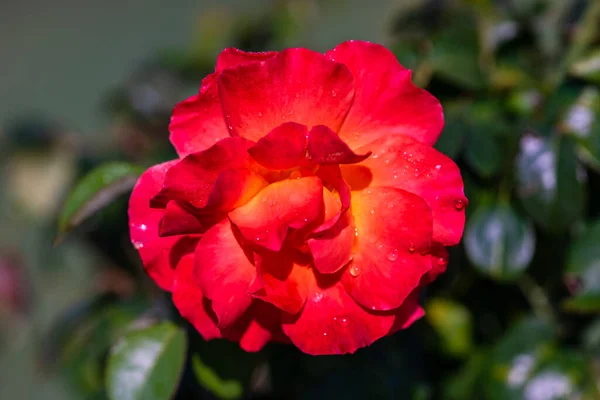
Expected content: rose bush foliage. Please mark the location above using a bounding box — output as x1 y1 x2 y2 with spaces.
128 40 467 355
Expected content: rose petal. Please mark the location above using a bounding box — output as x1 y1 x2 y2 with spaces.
307 125 371 165
158 201 207 237
152 137 264 210
281 272 395 355
422 243 449 285
172 253 222 340
194 219 256 329
389 289 425 334
170 49 277 157
228 177 324 251
248 122 309 170
342 187 433 311
218 48 355 141
129 161 196 291
229 301 284 352
346 135 467 245
249 250 312 314
308 210 354 274
326 41 443 148
216 48 278 73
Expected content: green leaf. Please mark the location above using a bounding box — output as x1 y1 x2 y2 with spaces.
425 298 473 358
192 354 243 400
429 15 485 90
106 322 187 400
56 162 144 242
570 49 600 83
563 219 600 313
465 203 536 280
484 317 556 400
515 134 587 233
435 102 469 159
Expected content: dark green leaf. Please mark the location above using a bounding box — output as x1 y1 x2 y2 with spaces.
465 203 536 280
564 219 600 313
106 322 187 400
192 354 243 400
516 134 587 232
56 162 144 242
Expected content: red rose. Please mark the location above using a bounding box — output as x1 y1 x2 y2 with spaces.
129 41 467 355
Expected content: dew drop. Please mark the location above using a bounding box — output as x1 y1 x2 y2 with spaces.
334 316 349 327
133 241 144 250
354 228 359 237
408 243 416 253
323 332 328 336
387 249 398 261
437 256 448 266
369 209 375 215
454 199 466 211
331 90 337 97
258 111 263 117
261 197 268 204
435 164 441 170
349 264 361 277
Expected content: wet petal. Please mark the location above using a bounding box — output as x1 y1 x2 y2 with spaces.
248 122 309 170
218 48 354 141
326 41 443 148
307 125 371 165
342 187 433 311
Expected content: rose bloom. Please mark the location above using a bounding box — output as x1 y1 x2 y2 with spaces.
129 41 467 355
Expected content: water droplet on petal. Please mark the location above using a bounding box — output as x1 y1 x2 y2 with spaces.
331 90 337 97
454 199 466 210
323 332 328 336
437 256 448 266
334 316 349 327
435 164 441 170
349 264 361 277
258 111 263 117
387 249 398 261
354 228 359 237
408 243 416 253
133 241 144 250
228 125 233 130
369 209 375 215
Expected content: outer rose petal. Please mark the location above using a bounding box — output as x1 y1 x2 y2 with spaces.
218 48 355 141
422 243 449 285
228 177 324 251
172 253 221 340
346 135 467 245
281 272 396 355
170 49 276 157
326 41 443 148
342 187 433 311
248 122 309 170
194 219 256 329
389 289 425 334
129 161 194 291
249 250 312 314
152 137 265 210
307 125 371 165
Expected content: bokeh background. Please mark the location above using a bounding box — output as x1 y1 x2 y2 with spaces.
1 0 600 399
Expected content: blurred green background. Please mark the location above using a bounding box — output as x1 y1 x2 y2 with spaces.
1 0 600 399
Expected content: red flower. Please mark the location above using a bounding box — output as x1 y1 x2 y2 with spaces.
129 41 467 355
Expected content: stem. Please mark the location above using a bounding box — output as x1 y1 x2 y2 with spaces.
517 274 556 325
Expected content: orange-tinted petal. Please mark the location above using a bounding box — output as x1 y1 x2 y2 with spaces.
326 41 443 148
342 187 433 311
228 177 324 251
347 135 467 245
248 122 309 170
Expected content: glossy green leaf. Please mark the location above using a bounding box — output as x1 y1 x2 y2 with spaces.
465 203 536 280
484 317 556 400
563 219 600 313
56 162 144 242
570 49 600 83
106 322 187 400
516 134 587 232
425 298 473 358
192 354 243 400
